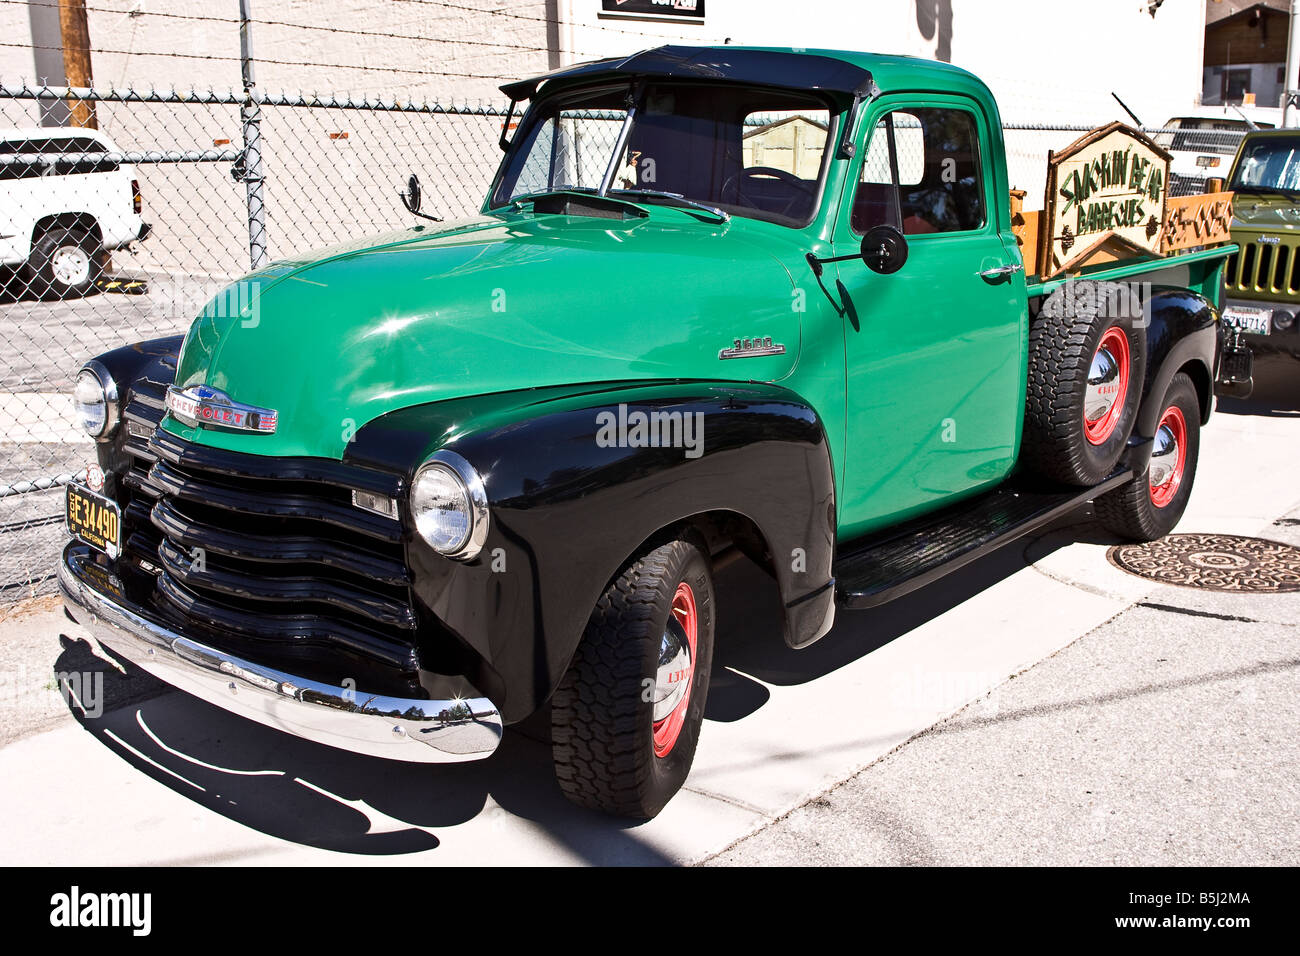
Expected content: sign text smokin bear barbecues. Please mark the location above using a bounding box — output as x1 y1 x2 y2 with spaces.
1044 122 1171 277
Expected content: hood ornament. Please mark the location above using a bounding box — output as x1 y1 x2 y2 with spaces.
165 384 278 434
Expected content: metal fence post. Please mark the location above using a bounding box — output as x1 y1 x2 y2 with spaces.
239 0 269 270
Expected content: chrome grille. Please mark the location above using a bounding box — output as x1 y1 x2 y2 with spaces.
115 406 420 677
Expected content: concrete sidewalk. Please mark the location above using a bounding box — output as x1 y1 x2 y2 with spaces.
706 506 1300 866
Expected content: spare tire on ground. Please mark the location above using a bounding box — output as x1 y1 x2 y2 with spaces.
1021 280 1146 487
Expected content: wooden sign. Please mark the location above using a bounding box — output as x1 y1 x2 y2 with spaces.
1042 121 1171 278
1162 192 1234 252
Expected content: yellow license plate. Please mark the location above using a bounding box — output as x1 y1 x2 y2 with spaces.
66 484 121 558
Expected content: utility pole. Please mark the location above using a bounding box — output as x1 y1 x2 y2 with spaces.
58 0 96 128
239 0 269 270
1285 1 1300 126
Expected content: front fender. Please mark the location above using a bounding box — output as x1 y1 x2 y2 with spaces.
348 381 837 723
81 335 183 487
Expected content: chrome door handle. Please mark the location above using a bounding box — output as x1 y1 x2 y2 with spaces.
980 262 1025 282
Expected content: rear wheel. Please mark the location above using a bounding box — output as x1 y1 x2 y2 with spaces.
1095 372 1200 541
1022 281 1146 486
551 534 715 818
28 226 102 299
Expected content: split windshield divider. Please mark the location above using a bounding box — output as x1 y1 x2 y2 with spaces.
597 82 643 198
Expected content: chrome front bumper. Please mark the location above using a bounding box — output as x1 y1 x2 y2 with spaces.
59 543 503 763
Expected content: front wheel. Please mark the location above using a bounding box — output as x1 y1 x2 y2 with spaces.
551 534 715 818
1094 372 1201 541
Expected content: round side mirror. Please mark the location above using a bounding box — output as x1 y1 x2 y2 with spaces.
860 224 909 275
402 174 423 214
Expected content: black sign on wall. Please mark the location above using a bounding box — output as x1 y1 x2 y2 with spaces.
600 0 706 21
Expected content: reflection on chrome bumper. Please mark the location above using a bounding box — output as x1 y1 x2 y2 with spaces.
59 544 502 763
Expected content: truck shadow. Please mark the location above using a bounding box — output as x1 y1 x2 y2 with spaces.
1216 397 1300 417
706 515 1078 722
53 637 672 863
53 513 1077 862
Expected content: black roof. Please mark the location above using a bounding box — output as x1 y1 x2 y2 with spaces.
499 46 876 102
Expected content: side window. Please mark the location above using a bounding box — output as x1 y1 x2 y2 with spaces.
55 136 117 176
0 138 45 181
0 136 116 179
852 107 986 236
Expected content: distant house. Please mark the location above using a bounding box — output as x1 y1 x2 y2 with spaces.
1203 0 1291 106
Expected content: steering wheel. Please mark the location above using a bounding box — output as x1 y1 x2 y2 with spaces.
722 166 818 217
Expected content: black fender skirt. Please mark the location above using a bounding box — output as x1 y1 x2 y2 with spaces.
348 381 838 723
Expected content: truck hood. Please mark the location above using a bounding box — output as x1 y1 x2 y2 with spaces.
166 210 802 460
1231 193 1300 230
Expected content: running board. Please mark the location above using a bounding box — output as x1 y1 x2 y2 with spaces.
834 470 1134 610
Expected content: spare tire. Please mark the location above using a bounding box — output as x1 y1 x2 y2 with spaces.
1022 280 1146 487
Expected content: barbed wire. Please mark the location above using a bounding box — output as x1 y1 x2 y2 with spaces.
5 0 696 44
391 0 720 42
0 0 626 63
0 40 522 81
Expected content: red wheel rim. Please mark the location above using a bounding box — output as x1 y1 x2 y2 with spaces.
1084 326 1130 445
653 582 698 758
1149 405 1187 508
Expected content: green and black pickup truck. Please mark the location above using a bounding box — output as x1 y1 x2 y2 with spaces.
62 47 1245 818
1220 128 1300 403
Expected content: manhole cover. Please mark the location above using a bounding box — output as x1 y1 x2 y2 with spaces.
1107 533 1300 592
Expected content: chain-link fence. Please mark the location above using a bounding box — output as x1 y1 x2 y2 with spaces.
0 83 507 602
0 80 1242 605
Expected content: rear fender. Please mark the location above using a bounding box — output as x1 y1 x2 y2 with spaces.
1126 287 1217 474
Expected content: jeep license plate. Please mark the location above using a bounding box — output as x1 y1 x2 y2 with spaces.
66 484 121 558
1222 306 1271 336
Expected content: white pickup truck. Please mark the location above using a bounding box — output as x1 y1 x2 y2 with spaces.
1156 105 1283 197
0 126 150 298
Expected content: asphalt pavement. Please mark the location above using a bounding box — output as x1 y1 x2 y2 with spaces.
706 507 1300 866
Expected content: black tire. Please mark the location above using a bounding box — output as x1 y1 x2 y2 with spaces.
28 227 102 300
1022 280 1146 486
1095 372 1200 541
551 534 715 818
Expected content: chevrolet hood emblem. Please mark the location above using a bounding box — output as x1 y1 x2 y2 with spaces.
165 385 278 434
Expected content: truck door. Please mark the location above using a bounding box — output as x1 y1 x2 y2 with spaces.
833 95 1027 539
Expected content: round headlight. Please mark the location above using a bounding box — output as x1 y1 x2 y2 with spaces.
73 363 118 439
410 451 489 559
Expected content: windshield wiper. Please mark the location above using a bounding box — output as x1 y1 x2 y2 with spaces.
610 189 730 223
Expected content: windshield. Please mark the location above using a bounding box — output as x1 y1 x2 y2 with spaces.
491 82 836 227
1230 137 1300 192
